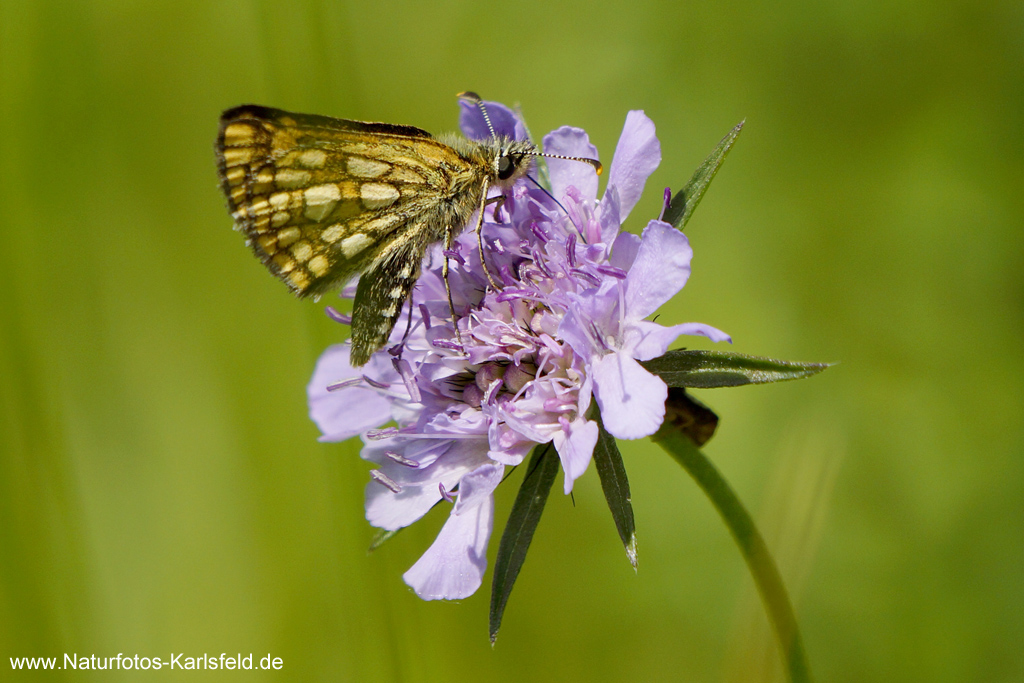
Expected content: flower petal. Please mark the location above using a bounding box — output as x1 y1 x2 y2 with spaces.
308 345 393 442
558 278 622 359
610 230 641 271
453 462 503 514
673 322 733 344
557 302 597 362
364 439 487 530
591 352 668 440
403 494 494 600
624 220 693 320
627 320 732 360
553 418 600 494
364 476 442 531
601 110 661 224
543 126 600 205
459 98 528 141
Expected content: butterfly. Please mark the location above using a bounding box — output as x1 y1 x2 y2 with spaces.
215 93 600 366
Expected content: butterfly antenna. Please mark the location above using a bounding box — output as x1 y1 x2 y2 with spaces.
524 153 602 238
457 91 498 140
457 91 604 176
533 152 603 175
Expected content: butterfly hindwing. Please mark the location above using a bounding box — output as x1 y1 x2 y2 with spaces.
349 233 427 366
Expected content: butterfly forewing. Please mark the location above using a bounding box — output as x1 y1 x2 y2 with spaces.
216 105 477 299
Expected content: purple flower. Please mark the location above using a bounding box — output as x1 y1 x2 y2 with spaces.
308 100 730 600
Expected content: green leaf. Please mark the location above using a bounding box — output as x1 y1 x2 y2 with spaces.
651 425 812 683
489 442 559 644
662 121 744 229
592 412 637 569
663 388 720 447
641 349 831 389
367 528 400 552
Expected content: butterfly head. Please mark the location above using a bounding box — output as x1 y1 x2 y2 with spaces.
492 138 541 188
459 91 603 189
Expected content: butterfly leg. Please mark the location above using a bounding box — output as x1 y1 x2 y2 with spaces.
473 177 503 290
487 194 507 222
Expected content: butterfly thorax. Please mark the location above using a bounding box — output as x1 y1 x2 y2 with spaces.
437 133 539 192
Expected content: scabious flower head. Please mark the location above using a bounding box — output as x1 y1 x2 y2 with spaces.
308 100 730 600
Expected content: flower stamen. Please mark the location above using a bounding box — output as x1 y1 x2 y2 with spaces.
431 339 465 352
327 377 363 392
439 483 455 503
370 469 402 493
385 451 420 468
392 358 421 403
363 375 391 390
325 306 351 325
566 233 577 267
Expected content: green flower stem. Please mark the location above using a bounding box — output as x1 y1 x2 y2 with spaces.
652 427 812 683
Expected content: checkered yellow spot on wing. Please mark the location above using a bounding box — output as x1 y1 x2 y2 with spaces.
215 104 479 300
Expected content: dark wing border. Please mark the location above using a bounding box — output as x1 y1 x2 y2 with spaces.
218 105 435 141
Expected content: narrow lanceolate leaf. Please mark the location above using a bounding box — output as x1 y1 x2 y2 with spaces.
642 349 831 389
490 442 559 644
593 412 637 570
662 121 744 229
662 388 720 447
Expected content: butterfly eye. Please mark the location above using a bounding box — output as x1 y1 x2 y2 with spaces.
497 154 517 180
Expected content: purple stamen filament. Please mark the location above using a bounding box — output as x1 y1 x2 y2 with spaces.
325 306 352 325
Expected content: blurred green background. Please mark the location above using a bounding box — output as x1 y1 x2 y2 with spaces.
2 0 1021 680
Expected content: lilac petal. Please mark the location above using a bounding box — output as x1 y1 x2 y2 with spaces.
487 439 534 467
627 320 731 360
624 320 685 361
453 463 503 514
403 495 494 600
676 321 732 344
493 403 548 445
364 476 442 531
596 185 622 244
602 110 661 224
556 304 595 361
558 279 620 358
558 292 621 363
372 438 447 470
486 410 538 464
577 369 594 417
591 352 669 440
308 345 392 441
543 126 600 204
553 418 599 494
610 230 642 271
459 99 527 141
364 439 484 530
624 220 693 320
